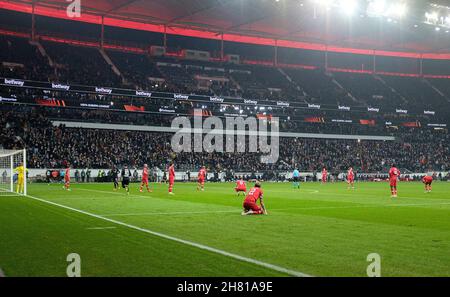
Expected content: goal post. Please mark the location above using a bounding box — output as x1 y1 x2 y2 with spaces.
0 149 27 196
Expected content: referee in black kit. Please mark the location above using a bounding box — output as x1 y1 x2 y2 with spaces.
121 165 132 195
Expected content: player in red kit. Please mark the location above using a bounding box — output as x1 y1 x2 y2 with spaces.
139 164 152 193
168 161 175 195
389 165 400 198
242 182 267 215
235 178 247 196
322 167 328 184
63 164 71 191
197 166 206 191
422 175 433 193
347 167 355 189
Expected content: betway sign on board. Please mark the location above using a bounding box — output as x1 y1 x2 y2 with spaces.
4 78 24 86
51 83 70 90
95 87 113 94
136 90 152 98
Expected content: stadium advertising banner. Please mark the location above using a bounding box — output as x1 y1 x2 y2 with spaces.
402 121 421 127
35 98 66 107
331 119 353 123
0 77 447 118
0 95 18 102
367 107 380 112
305 117 325 123
79 103 110 109
159 107 176 113
360 119 376 126
427 123 447 127
338 105 351 111
124 105 145 112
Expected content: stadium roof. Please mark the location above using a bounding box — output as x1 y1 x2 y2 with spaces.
2 0 450 56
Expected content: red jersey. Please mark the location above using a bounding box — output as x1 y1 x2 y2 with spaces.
389 167 400 180
198 168 206 180
65 168 70 180
322 169 327 176
236 180 246 190
142 167 149 180
423 175 433 183
347 169 354 180
169 165 175 179
245 187 263 203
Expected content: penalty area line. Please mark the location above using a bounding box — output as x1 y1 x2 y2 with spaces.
24 193 311 277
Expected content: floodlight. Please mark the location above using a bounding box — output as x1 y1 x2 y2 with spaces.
368 0 385 17
425 11 439 24
339 0 358 16
386 3 407 18
445 16 450 26
313 0 334 8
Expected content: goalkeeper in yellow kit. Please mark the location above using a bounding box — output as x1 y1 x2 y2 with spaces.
14 162 27 194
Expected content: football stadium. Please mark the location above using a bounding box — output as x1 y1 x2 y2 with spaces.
0 0 450 282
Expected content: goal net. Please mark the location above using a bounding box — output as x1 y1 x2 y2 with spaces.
0 149 27 196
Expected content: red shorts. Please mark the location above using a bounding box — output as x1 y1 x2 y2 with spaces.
348 178 354 183
235 187 246 192
243 200 260 212
198 179 204 184
142 178 148 184
424 181 432 185
169 178 174 184
64 177 70 182
389 179 397 187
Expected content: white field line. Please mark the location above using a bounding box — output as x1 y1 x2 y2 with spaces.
100 202 450 217
86 226 117 230
24 193 311 277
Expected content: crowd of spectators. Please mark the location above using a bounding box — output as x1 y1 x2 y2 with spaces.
1 107 448 174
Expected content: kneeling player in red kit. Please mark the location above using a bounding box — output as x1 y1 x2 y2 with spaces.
389 164 400 198
235 178 247 197
422 175 433 193
242 182 267 215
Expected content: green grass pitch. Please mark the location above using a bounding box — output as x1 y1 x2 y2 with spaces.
0 181 449 277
